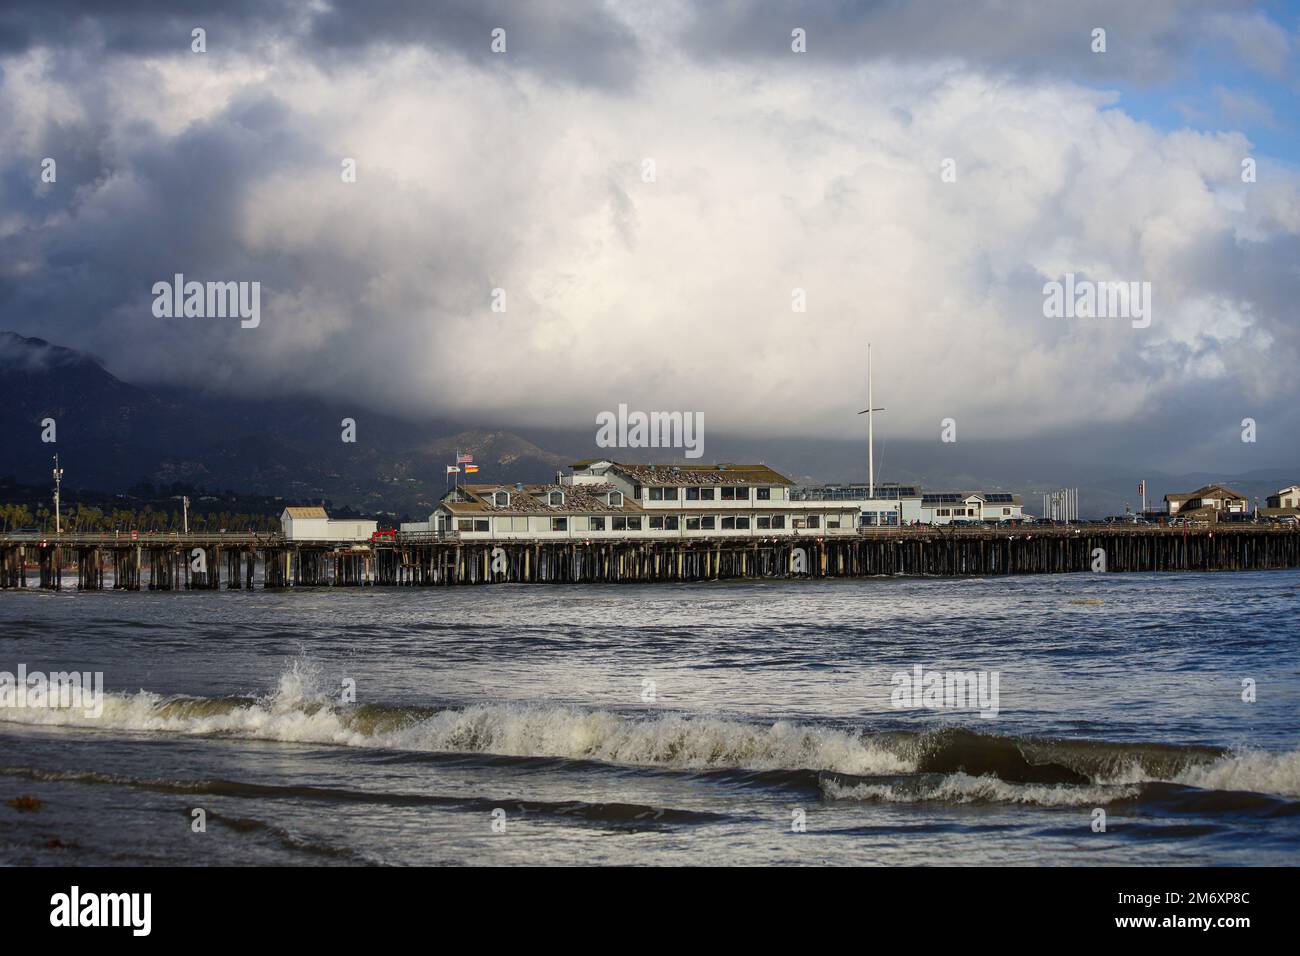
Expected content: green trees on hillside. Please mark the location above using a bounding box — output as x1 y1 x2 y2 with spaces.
0 502 278 533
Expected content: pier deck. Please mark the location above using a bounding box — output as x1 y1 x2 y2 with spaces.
2 525 1300 589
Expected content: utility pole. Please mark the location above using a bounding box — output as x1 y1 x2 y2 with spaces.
52 454 63 534
858 342 885 498
183 495 190 534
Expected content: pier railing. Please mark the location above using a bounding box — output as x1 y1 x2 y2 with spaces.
0 531 272 545
4 524 1300 590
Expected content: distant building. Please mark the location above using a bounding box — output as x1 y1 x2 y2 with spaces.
279 506 377 541
920 492 1023 524
1266 485 1300 509
1164 484 1248 520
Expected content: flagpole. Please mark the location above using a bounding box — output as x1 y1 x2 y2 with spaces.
868 342 874 498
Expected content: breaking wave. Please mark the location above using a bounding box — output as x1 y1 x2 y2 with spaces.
3 664 1298 805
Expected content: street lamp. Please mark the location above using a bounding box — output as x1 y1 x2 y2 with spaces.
52 454 63 534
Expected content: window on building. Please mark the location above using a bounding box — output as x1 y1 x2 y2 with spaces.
720 487 736 501
608 492 623 507
699 488 715 500
548 491 564 506
588 516 606 531
457 519 475 532
1003 508 1011 516
475 520 489 532
686 487 700 501
613 516 643 531
650 487 678 502
492 491 510 507
551 517 567 531
757 516 771 529
792 518 806 529
757 487 771 500
735 516 750 529
807 515 820 529
721 516 736 529
827 517 841 528
700 516 716 530
686 516 701 530
771 515 785 529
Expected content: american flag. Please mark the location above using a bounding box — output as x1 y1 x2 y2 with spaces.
457 452 474 464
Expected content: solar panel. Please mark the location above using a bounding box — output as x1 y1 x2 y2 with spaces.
923 493 962 503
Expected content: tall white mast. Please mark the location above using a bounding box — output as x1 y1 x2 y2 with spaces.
868 343 874 497
857 343 885 499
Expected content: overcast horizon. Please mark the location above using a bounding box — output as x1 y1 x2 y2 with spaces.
2 0 1298 477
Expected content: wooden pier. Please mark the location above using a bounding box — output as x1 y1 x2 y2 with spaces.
3 526 1300 590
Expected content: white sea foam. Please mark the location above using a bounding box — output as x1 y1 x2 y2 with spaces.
822 772 1140 807
0 668 909 776
4 665 1298 800
1171 749 1300 798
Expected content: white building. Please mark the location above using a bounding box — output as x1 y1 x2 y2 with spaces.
790 484 924 526
424 461 861 540
415 462 1026 538
919 492 1024 524
1266 485 1300 509
280 506 378 542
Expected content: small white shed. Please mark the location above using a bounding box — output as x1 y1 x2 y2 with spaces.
280 507 377 541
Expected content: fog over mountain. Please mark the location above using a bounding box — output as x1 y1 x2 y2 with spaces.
2 331 1295 518
1 1 1297 496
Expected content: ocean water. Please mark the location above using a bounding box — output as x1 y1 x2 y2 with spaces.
1 571 1298 866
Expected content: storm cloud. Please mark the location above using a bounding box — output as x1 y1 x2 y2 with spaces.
1 0 1297 474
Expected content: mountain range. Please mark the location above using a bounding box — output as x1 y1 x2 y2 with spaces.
1 331 1295 519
